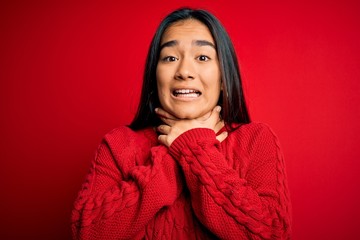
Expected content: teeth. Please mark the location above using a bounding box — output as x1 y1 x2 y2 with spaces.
174 89 197 94
173 89 201 97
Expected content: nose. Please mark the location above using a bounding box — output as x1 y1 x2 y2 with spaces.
175 58 195 81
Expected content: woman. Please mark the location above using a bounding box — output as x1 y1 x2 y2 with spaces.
72 8 291 239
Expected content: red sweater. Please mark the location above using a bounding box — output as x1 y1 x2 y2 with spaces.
72 122 291 239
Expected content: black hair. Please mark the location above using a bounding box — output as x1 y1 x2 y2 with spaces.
129 7 250 130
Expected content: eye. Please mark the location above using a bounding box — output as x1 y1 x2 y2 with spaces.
198 55 210 61
162 56 178 62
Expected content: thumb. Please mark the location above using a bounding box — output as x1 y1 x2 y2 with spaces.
206 105 221 122
216 131 228 143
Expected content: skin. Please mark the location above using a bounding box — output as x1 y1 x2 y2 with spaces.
155 19 228 147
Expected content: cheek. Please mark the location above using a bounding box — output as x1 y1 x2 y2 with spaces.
156 68 164 92
203 68 221 95
203 62 221 80
156 67 169 90
156 80 169 107
156 79 168 97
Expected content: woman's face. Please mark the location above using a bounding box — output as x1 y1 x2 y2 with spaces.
156 19 221 119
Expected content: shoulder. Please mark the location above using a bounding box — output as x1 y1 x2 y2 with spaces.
98 126 157 156
92 126 159 167
227 123 285 176
103 126 138 142
103 126 157 145
228 122 281 154
230 122 278 140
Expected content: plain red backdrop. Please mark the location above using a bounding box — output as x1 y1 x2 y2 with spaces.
1 1 359 239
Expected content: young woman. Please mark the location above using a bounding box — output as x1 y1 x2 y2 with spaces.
72 8 291 239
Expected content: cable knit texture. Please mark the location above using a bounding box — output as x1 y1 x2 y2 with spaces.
72 122 291 239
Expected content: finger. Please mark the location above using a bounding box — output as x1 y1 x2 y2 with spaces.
157 124 171 134
158 134 170 147
214 119 225 132
216 131 228 142
207 105 222 124
158 134 165 144
155 108 177 120
196 106 221 121
198 110 212 121
155 108 178 126
159 116 176 126
213 105 221 116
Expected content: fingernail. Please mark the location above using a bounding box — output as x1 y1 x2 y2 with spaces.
155 108 158 112
217 106 221 112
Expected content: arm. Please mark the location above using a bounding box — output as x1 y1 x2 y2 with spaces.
168 124 291 240
71 128 183 240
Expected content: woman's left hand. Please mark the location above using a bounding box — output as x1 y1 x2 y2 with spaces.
156 106 227 147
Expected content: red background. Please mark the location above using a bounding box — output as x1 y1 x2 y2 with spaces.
1 1 360 239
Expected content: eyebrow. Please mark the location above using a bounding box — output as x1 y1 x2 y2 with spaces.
159 40 216 51
159 40 178 51
194 40 216 49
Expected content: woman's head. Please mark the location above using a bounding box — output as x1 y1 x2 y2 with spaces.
130 7 250 130
157 19 222 120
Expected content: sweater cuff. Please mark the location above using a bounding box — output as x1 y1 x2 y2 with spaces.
169 128 217 159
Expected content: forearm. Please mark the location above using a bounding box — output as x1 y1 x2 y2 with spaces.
72 144 183 240
169 127 291 240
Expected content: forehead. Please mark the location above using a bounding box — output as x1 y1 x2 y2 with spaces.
161 19 215 44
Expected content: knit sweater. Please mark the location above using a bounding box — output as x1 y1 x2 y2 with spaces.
72 122 291 239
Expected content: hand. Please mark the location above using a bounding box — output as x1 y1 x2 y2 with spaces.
156 106 228 147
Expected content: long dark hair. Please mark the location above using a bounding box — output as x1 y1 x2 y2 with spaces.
129 7 250 130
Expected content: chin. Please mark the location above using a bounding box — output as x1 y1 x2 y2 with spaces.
164 105 211 120
173 110 203 120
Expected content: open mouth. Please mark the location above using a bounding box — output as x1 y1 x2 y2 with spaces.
172 89 202 98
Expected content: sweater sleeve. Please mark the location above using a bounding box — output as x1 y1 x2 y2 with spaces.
168 123 291 240
71 128 183 240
